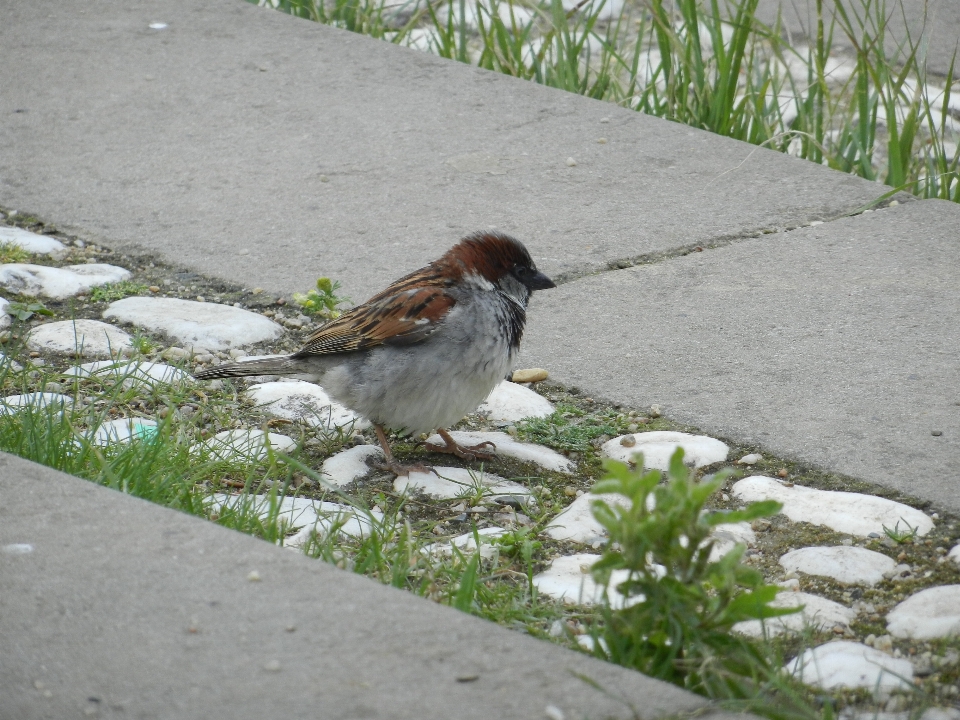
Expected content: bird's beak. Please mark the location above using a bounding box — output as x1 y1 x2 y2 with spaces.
525 270 556 291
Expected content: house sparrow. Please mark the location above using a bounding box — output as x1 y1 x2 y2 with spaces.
193 232 555 474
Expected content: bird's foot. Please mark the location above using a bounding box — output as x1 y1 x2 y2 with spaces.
431 428 497 462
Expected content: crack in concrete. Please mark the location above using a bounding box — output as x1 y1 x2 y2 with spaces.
550 194 913 287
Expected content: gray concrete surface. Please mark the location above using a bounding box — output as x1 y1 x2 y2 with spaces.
1 454 744 720
522 199 960 511
2 0 959 714
756 0 959 78
2 0 897 302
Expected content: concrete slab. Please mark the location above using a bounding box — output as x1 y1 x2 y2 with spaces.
0 453 742 720
521 199 960 511
756 0 959 78
1 0 895 302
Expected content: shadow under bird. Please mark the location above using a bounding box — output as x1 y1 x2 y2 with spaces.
193 232 555 475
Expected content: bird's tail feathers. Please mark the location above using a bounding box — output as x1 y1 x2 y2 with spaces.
193 355 299 381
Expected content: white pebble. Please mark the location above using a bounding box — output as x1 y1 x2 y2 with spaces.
602 431 728 470
886 585 960 640
0 263 130 299
320 445 383 487
785 641 913 695
27 320 132 358
779 546 896 586
737 453 762 465
424 431 574 474
395 466 531 501
104 297 283 352
476 380 553 422
732 476 933 537
247 381 367 431
734 592 855 637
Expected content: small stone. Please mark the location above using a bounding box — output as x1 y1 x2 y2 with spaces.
785 641 913 694
252 287 264 295
0 263 130 299
887 585 960 639
596 138 607 144
320 445 383 487
734 592 854 637
247 570 261 582
932 430 943 436
162 346 190 361
565 157 577 167
104 297 284 352
780 546 896 586
602 431 728 470
477 380 553 422
148 286 160 293
626 423 639 432
510 368 548 383
395 466 531 501
732 476 934 538
619 435 636 447
648 405 662 418
201 429 296 461
738 453 762 465
777 468 789 478
0 226 68 258
425 431 574 474
247 381 367 431
28 320 133 359
544 706 565 720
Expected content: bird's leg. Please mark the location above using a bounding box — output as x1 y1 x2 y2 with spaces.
432 428 497 462
372 424 433 476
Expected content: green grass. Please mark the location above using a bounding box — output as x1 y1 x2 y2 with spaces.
0 241 32 264
255 0 959 203
89 280 149 302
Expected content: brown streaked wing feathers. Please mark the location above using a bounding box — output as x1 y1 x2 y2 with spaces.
295 282 455 357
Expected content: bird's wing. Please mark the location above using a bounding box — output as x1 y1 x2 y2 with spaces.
296 286 455 356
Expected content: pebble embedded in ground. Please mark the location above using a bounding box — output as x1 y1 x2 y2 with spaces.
0 392 73 414
27 319 133 358
0 298 10 330
601 431 728 469
103 297 284 352
0 263 130 299
91 418 159 446
732 476 934 537
779 546 897 586
531 553 635 609
423 527 507 560
202 429 296 461
211 493 384 548
734 591 856 637
476 380 554 422
65 360 190 388
886 585 960 640
320 445 383 487
0 226 68 258
785 641 914 695
424 430 574 473
542 491 628 544
395 466 532 501
246 381 367 430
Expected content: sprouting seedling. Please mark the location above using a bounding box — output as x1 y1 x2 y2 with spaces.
7 300 53 322
882 518 920 544
292 277 350 321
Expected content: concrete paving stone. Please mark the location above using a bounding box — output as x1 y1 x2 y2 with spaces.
886 585 960 640
732 476 934 537
103 297 284 352
394 466 533 501
476 379 554 423
1 0 901 305
425 431 575 473
523 201 960 512
785 641 914 696
0 263 131 299
733 591 855 637
27 319 133 358
601 430 729 469
0 225 67 258
0 454 741 720
779 546 896 586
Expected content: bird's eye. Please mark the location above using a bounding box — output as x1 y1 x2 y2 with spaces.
514 265 531 277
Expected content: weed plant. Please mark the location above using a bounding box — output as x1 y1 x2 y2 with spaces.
256 0 959 203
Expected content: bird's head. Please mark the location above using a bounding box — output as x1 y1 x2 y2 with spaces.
440 231 555 305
